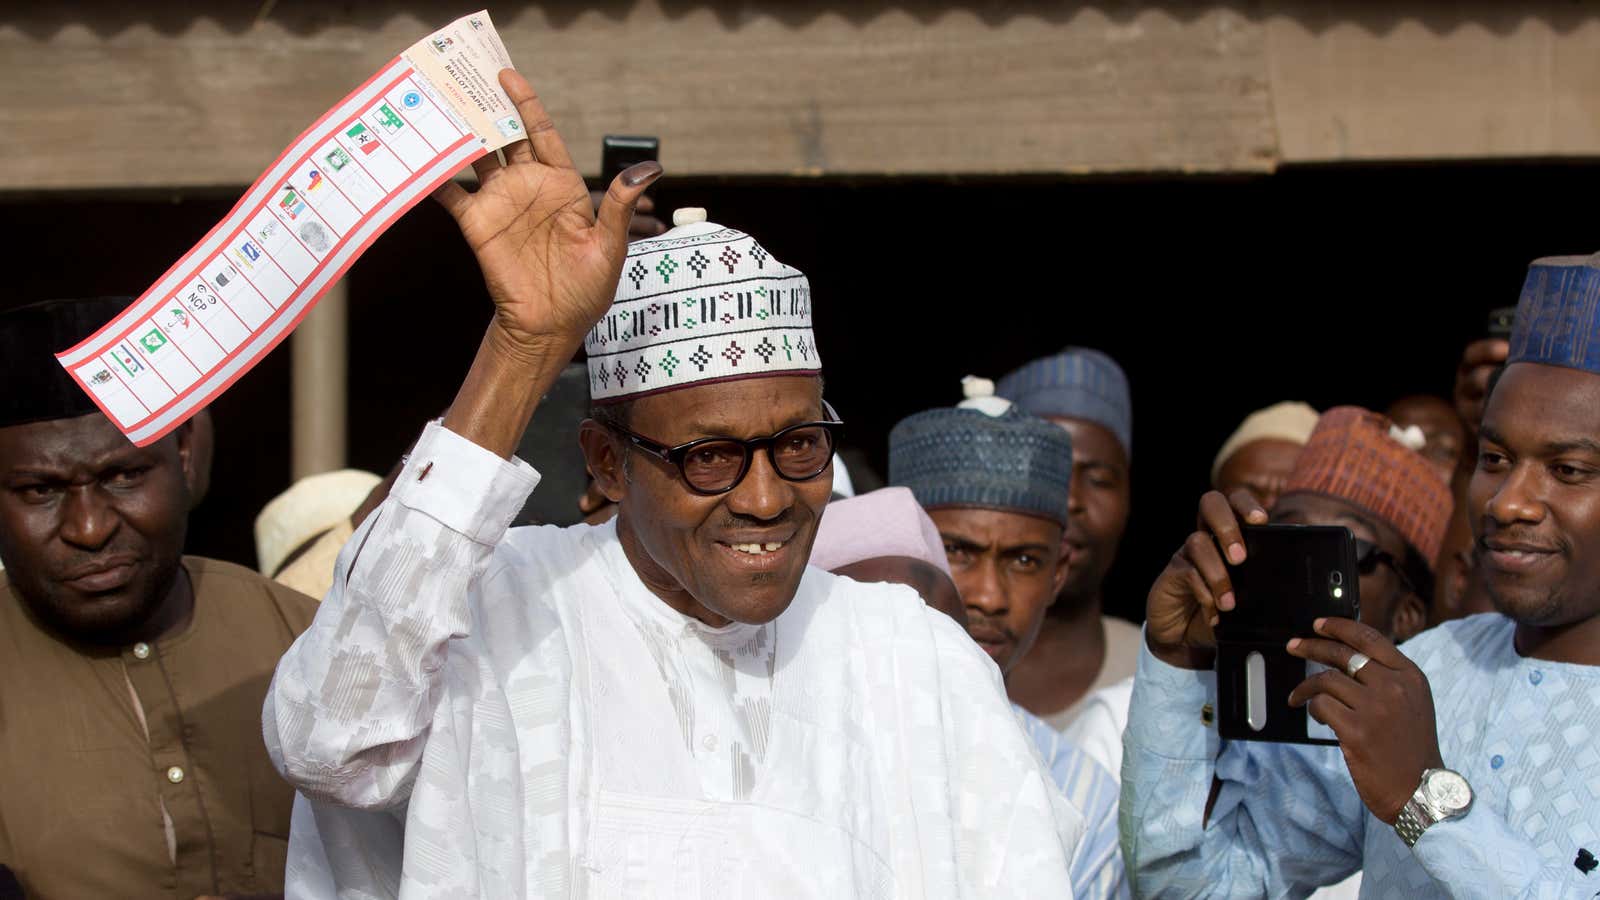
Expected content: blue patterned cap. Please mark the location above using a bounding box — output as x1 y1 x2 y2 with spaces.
888 392 1074 527
995 347 1131 457
1508 252 1600 375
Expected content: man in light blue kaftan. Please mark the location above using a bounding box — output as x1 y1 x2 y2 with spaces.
1121 252 1600 899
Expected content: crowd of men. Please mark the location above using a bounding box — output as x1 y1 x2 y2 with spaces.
2 68 1597 899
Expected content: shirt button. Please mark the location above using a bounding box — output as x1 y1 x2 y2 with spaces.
132 642 151 660
702 734 718 752
166 766 185 784
1530 670 1544 686
1491 754 1505 770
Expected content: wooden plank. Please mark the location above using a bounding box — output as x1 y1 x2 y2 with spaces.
1267 5 1600 161
0 3 1277 189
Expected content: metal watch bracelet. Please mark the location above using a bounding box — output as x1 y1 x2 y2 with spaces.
1394 800 1433 848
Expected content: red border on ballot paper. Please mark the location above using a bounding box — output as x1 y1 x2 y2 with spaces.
57 56 410 362
60 56 490 444
66 150 482 446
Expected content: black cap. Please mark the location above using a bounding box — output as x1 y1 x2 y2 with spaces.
0 297 134 428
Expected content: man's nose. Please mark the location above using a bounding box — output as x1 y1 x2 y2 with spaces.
57 485 119 550
1067 473 1086 516
1485 462 1544 527
723 447 796 521
962 560 1009 616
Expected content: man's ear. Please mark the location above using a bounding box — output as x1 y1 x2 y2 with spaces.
578 420 628 503
1049 531 1071 603
1390 592 1427 643
171 419 198 499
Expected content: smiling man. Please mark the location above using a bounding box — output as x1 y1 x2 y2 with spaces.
1120 252 1600 898
0 297 317 898
266 70 1082 898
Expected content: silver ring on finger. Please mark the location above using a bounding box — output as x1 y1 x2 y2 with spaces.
1346 652 1372 679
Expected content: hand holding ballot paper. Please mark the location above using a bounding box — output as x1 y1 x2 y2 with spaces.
53 11 568 446
433 68 662 458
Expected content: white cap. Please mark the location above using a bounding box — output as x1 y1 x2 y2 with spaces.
957 374 1013 417
672 207 708 227
587 217 818 401
254 469 382 576
1389 423 1427 452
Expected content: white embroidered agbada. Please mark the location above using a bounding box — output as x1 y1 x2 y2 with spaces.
265 422 1084 898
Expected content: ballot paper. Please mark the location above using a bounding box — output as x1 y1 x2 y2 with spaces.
55 11 524 446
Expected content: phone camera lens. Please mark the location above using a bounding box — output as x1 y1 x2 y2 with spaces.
1330 571 1344 586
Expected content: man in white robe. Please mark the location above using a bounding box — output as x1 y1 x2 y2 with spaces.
264 68 1083 898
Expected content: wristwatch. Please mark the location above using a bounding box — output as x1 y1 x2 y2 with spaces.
1394 767 1474 847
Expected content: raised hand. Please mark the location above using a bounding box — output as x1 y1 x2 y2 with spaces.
1453 337 1509 439
435 69 662 458
1144 490 1268 669
433 69 662 362
589 190 669 242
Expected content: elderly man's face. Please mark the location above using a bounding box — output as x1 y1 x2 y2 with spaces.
0 413 193 643
1047 416 1129 606
591 376 833 626
929 507 1068 675
1471 362 1600 629
1216 438 1302 511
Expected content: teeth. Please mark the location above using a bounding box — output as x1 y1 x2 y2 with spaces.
730 541 785 555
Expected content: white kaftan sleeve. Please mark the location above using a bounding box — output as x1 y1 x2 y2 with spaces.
263 421 539 810
925 609 1086 895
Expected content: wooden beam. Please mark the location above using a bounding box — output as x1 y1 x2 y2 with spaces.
1266 5 1600 162
4 3 1600 190
291 278 347 480
0 3 1275 189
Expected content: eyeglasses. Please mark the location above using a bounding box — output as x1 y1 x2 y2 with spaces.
1353 537 1433 601
605 402 843 496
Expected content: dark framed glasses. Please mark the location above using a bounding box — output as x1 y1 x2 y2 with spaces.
1353 537 1433 602
606 401 843 496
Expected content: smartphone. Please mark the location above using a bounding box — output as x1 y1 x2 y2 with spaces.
1215 524 1360 745
601 135 660 183
1487 306 1516 340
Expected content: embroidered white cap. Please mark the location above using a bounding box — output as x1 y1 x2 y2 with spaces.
585 213 819 402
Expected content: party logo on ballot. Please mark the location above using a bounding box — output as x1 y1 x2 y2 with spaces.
278 188 307 219
374 104 406 135
346 122 382 155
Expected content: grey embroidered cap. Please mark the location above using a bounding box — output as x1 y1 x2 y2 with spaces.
888 377 1074 526
584 208 819 403
996 346 1131 458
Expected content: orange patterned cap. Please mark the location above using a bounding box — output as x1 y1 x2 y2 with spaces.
1282 406 1452 566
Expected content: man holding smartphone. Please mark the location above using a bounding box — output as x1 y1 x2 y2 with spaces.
1121 252 1600 898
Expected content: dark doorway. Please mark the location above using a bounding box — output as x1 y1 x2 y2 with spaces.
3 161 1591 620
